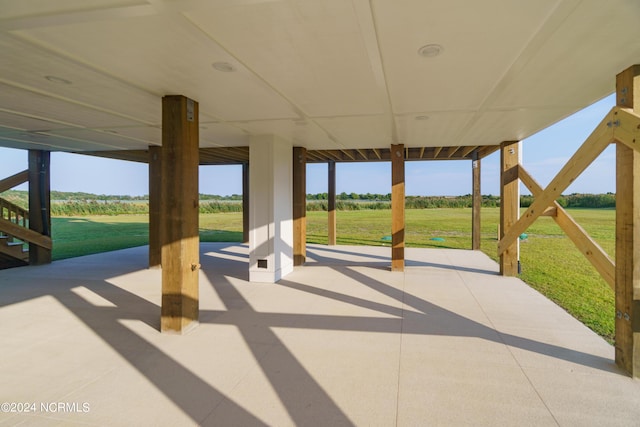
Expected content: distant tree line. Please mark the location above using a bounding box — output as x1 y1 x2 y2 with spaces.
0 190 618 216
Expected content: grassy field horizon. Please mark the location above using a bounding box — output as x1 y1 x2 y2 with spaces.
49 207 615 343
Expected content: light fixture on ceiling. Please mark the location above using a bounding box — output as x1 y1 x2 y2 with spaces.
418 44 443 58
415 115 429 121
44 75 72 84
212 62 236 72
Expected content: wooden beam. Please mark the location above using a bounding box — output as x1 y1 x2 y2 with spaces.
447 146 461 158
328 161 337 246
461 145 478 158
0 170 28 193
391 144 405 271
28 150 51 265
519 165 614 289
148 146 162 268
498 110 615 255
242 162 249 244
161 95 199 334
419 147 425 159
293 147 307 265
615 64 640 377
0 217 51 249
433 146 443 158
340 149 356 161
472 152 481 250
372 148 382 160
356 149 368 160
613 107 640 150
499 141 519 276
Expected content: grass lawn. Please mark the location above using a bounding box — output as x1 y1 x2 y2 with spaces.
51 208 615 342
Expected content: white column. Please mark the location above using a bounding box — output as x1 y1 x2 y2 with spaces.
249 135 294 282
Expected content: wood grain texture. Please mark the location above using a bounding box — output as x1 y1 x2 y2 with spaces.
499 141 519 276
160 95 200 334
391 144 405 272
293 147 307 265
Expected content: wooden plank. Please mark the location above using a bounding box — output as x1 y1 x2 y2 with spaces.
615 64 640 377
328 161 337 245
161 95 200 334
391 144 405 271
0 170 28 193
0 217 51 249
242 162 249 243
499 141 519 276
419 147 425 159
433 146 443 158
340 149 356 161
616 142 640 375
447 146 461 158
148 146 162 268
476 145 500 159
356 149 368 160
293 147 307 266
372 148 382 160
519 165 614 289
613 107 640 151
498 110 615 255
472 152 481 250
28 150 51 265
461 145 478 158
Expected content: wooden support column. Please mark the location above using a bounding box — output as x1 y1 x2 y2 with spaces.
148 146 162 268
28 150 51 265
615 64 640 376
500 141 519 276
293 147 307 265
328 161 337 246
242 162 249 244
161 95 200 334
391 144 405 272
472 151 481 250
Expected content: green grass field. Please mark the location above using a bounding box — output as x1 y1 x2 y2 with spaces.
51 207 615 342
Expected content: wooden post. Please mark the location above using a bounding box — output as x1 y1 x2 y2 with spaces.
615 64 640 376
472 151 481 250
391 144 405 272
161 95 200 334
500 141 519 276
28 150 51 265
148 145 162 268
242 162 249 244
328 161 337 246
293 147 307 265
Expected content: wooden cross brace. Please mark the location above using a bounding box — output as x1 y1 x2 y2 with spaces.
498 107 640 262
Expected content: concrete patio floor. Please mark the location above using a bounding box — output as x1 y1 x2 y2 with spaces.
1 243 639 426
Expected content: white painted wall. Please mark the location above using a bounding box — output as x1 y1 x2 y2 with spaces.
248 135 293 282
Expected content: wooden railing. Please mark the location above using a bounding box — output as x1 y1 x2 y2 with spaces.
0 197 28 228
0 170 52 264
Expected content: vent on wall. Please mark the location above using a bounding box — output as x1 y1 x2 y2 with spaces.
257 259 268 269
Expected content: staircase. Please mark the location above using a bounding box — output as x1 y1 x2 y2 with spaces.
0 197 31 269
0 170 52 269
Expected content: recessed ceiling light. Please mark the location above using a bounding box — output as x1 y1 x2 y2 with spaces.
44 75 72 84
212 62 236 72
418 44 443 58
415 115 429 120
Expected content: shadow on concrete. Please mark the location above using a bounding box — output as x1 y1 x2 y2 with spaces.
0 242 622 425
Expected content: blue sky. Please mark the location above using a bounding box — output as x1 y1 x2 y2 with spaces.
0 94 615 197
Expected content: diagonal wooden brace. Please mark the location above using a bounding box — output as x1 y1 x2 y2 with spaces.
518 165 615 289
613 107 640 150
498 107 618 255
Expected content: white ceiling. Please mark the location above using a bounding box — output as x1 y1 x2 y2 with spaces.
0 0 639 153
